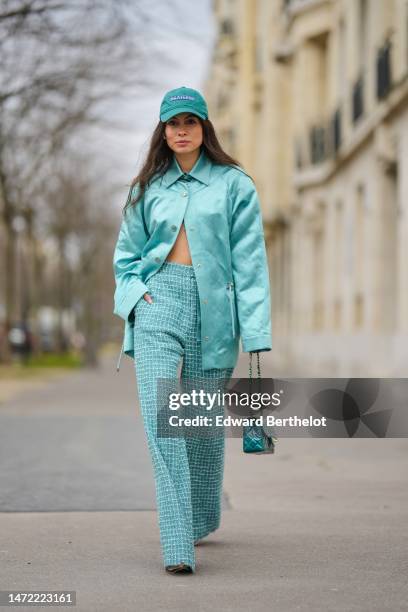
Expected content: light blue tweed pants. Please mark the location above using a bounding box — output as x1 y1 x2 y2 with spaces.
132 261 234 571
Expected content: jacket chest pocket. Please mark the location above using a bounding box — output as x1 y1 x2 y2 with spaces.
226 282 236 338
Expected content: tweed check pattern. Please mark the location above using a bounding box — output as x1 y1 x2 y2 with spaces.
132 261 234 571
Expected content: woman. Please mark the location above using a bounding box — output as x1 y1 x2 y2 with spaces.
113 86 272 574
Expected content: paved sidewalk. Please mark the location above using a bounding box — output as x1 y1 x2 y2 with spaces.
0 351 407 611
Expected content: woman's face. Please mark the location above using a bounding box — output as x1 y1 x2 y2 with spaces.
164 112 203 155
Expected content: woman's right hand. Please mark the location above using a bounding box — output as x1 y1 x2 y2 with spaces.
143 291 153 304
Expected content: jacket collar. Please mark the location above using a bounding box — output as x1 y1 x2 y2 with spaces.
162 148 212 188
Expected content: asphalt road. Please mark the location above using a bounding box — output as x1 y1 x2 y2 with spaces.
0 351 407 611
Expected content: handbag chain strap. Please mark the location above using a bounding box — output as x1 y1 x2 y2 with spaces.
249 350 261 380
249 351 262 405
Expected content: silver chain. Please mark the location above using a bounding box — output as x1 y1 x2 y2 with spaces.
249 350 261 380
249 351 261 399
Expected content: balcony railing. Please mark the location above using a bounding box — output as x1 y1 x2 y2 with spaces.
376 38 392 100
282 0 323 12
295 106 342 169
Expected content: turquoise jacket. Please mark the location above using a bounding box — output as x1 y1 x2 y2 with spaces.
113 147 272 371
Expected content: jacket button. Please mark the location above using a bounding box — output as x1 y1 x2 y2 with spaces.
182 192 187 197
190 226 195 231
197 263 201 268
171 225 177 231
204 336 209 341
155 256 161 263
202 299 208 304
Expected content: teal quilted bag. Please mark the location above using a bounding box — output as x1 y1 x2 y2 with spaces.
243 351 277 454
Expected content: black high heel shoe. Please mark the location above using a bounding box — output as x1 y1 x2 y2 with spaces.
165 563 193 574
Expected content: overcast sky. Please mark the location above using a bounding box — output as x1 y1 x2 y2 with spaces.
90 0 217 211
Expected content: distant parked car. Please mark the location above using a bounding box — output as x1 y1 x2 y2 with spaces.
8 323 33 362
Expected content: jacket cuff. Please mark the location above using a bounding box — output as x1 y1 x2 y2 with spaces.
241 335 272 353
114 279 149 322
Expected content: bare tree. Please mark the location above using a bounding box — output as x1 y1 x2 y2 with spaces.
39 152 116 365
0 0 159 361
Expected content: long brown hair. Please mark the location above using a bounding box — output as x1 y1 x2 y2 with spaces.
123 117 246 213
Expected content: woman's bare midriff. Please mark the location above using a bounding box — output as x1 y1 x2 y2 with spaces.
165 221 193 265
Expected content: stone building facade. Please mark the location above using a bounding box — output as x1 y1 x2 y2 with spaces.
205 0 408 375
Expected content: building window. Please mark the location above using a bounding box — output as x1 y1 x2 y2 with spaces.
376 37 393 100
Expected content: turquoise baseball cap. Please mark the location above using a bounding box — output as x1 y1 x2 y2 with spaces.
160 86 208 122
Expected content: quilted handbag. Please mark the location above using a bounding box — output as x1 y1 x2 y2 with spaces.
242 351 277 454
